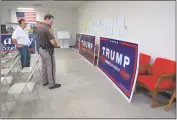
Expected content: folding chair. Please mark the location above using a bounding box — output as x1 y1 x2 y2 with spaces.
1 51 9 57
1 56 20 113
1 52 20 72
1 50 17 61
1 56 21 86
1 92 9 112
20 55 42 79
5 65 40 116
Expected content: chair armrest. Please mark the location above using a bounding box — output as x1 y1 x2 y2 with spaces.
160 74 176 79
155 74 176 90
139 64 151 71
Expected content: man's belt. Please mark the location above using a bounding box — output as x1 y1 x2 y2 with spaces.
17 44 28 48
40 45 47 50
40 45 53 50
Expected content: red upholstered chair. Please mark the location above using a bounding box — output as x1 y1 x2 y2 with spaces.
138 53 151 75
137 58 176 108
134 53 151 93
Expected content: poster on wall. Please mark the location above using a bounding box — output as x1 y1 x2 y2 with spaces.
79 34 96 65
16 12 36 23
5 23 36 34
97 37 139 103
1 25 8 34
5 23 18 33
0 34 37 54
73 33 81 51
26 23 36 33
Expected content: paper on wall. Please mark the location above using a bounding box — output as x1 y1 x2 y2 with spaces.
113 27 120 37
100 20 103 27
107 19 114 27
87 17 125 37
91 21 94 27
101 27 107 37
119 17 125 37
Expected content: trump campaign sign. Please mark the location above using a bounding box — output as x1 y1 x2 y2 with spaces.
79 34 96 65
98 37 139 102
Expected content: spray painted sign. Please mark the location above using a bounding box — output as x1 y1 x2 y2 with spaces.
79 34 96 65
73 33 81 51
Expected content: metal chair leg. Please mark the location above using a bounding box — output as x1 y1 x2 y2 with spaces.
35 87 40 100
8 93 22 116
3 102 9 112
12 95 16 101
26 86 35 107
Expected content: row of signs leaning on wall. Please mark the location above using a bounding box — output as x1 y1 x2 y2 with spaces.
1 23 37 54
73 33 139 103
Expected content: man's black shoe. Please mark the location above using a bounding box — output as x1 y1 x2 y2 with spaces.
43 82 49 86
49 84 61 89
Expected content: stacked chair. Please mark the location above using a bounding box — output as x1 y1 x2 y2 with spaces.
1 51 21 85
1 51 41 116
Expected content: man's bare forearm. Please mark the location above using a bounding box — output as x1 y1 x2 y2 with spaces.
50 39 58 47
54 40 58 47
12 39 18 45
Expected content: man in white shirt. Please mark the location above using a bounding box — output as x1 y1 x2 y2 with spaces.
12 19 31 68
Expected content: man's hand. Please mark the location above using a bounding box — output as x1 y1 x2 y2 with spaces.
12 38 24 48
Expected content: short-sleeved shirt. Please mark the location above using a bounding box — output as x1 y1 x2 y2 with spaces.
36 23 55 51
12 26 30 46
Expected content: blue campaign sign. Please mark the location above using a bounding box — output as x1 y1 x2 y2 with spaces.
79 34 96 65
0 34 16 51
1 34 36 54
98 37 139 102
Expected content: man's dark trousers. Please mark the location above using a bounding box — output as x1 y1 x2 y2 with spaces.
18 45 31 68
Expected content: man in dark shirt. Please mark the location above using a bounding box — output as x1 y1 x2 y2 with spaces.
36 14 61 89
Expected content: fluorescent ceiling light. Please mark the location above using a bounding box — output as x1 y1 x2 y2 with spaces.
17 8 35 10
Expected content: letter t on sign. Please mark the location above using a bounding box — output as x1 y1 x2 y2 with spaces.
102 47 106 55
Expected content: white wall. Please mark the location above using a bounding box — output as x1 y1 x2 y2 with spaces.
1 7 77 46
77 1 175 61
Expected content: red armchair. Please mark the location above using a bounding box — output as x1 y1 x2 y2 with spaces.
138 53 151 75
137 58 176 108
134 53 151 93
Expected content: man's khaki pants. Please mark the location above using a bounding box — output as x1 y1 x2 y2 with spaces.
39 47 56 87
